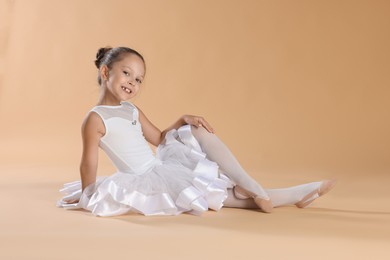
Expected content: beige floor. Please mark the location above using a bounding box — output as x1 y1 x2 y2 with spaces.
1 136 389 260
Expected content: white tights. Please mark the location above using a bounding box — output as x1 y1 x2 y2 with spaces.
191 126 323 209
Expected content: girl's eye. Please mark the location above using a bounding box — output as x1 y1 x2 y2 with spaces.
136 79 142 84
123 71 130 76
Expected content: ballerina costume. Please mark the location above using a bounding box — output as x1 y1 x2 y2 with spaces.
56 101 233 216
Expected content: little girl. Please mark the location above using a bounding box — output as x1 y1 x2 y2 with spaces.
57 46 336 217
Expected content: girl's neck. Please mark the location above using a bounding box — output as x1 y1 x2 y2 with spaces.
97 88 122 107
97 98 122 107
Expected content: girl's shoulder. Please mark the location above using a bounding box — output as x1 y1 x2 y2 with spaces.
82 109 104 127
81 109 105 137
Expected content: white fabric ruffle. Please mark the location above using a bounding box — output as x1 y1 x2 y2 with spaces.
57 125 233 217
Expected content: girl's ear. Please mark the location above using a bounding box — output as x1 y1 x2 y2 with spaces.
100 65 109 81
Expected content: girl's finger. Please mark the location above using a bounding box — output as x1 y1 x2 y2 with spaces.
199 118 214 133
196 118 203 127
196 117 203 127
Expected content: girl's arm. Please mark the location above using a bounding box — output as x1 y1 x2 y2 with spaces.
63 112 102 204
79 112 104 191
137 106 214 146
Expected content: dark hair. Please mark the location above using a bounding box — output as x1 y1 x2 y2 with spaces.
94 46 145 85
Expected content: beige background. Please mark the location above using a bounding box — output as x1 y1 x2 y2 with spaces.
1 0 389 259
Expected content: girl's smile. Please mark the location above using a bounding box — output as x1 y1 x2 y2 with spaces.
121 86 132 94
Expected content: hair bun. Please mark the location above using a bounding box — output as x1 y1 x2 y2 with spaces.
94 46 112 69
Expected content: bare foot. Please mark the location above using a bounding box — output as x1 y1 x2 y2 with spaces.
295 179 337 208
234 185 273 213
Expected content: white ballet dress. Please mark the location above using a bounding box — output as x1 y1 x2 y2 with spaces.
56 101 233 217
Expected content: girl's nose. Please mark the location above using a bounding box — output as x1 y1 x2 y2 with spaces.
128 80 135 86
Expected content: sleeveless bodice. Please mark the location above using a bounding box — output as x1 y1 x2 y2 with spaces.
91 101 160 175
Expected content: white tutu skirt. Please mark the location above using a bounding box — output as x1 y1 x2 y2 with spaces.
56 125 234 217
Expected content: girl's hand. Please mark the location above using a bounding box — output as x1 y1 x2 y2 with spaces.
182 115 215 133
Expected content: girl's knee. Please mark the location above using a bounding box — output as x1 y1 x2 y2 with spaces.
191 126 212 145
191 125 209 137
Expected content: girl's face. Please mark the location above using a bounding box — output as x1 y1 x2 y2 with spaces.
102 53 145 102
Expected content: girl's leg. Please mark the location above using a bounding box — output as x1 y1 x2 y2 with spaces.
231 180 336 209
191 126 336 210
191 126 272 212
223 189 258 209
265 179 336 208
